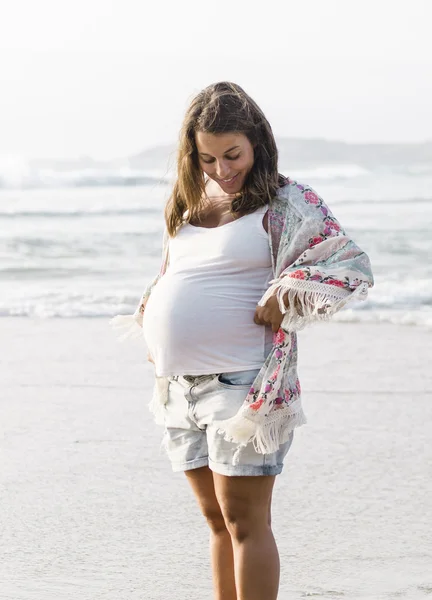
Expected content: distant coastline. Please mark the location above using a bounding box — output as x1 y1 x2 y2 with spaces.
1 138 431 190
128 138 432 170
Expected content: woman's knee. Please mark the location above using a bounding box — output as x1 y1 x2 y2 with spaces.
202 507 228 534
221 504 270 542
214 474 275 542
184 467 227 534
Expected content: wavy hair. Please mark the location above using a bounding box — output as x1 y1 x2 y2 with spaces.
165 81 287 236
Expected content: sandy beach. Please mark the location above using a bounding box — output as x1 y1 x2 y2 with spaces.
1 318 431 600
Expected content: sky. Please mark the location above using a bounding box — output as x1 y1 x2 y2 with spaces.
0 0 431 160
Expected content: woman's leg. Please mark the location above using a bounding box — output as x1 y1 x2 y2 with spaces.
185 466 237 600
213 474 279 600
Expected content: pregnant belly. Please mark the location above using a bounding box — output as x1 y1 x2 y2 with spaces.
142 273 268 376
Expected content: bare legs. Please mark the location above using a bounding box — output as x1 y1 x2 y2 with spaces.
185 467 237 600
214 471 279 600
185 467 278 600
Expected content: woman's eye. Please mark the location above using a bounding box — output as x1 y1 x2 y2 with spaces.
201 154 240 164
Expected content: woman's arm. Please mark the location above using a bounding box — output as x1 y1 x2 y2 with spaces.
255 184 373 332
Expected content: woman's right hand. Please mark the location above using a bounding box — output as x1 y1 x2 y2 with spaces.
147 353 154 364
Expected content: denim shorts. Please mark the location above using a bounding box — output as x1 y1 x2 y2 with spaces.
162 368 294 477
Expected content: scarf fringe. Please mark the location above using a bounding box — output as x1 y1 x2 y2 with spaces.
258 279 368 332
217 403 307 464
109 314 142 341
253 408 307 455
148 376 169 425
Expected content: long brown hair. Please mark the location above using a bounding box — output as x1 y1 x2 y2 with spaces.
165 81 286 236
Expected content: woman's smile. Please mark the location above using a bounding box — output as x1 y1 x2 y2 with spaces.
217 173 239 185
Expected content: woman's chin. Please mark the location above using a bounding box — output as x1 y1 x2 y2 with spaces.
217 176 244 195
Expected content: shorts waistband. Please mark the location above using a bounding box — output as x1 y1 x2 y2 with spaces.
182 374 215 384
172 368 260 385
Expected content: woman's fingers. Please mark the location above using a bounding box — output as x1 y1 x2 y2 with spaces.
255 301 284 331
254 306 271 326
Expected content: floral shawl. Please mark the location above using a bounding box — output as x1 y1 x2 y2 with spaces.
111 179 374 464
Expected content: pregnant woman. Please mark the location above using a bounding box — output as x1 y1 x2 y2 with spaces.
112 82 373 600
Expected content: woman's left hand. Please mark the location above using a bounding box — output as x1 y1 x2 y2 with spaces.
254 295 284 333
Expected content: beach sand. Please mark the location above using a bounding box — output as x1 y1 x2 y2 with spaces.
1 318 431 600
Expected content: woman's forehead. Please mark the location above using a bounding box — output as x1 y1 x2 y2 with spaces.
195 131 249 155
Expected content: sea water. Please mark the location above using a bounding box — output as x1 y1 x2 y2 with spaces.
1 168 432 328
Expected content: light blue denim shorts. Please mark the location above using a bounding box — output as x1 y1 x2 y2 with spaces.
162 368 294 477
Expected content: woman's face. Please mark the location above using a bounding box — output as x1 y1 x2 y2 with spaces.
195 131 255 195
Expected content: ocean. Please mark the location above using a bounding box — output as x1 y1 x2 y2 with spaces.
1 166 432 328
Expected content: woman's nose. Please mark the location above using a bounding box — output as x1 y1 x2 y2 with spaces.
215 160 230 179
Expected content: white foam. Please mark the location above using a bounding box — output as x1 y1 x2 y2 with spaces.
0 155 170 189
284 164 371 181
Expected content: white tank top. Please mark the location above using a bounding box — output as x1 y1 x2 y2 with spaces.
143 206 274 377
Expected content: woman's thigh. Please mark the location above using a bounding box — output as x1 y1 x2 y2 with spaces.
213 473 275 535
184 466 226 532
185 467 273 533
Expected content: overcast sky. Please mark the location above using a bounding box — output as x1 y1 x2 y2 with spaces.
1 0 431 160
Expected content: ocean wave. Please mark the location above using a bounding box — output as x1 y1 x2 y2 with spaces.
335 196 432 206
286 164 371 180
0 235 163 268
333 308 432 329
1 160 431 191
286 164 432 182
1 303 430 329
0 163 171 190
1 198 430 218
368 278 432 306
0 206 161 218
0 290 142 319
1 289 431 329
0 199 429 221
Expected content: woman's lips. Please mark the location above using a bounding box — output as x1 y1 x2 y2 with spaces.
218 173 239 185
